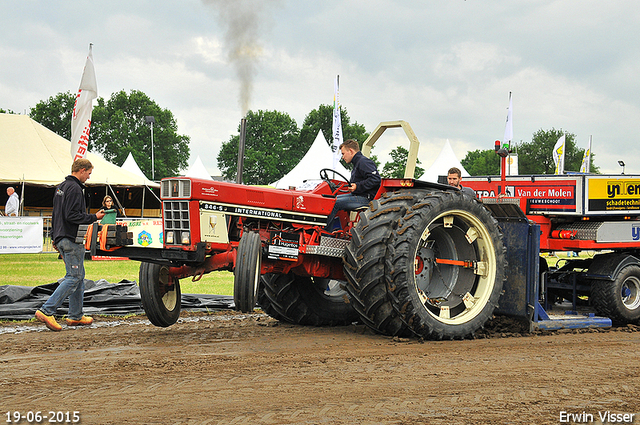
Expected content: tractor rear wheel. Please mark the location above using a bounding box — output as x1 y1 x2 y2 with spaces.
257 276 294 323
386 191 507 339
343 189 431 337
234 231 262 313
139 262 181 327
260 273 358 326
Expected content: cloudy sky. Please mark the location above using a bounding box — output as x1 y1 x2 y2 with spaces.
2 0 639 176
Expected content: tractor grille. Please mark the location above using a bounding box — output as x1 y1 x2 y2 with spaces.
163 200 191 244
306 236 350 258
161 179 191 199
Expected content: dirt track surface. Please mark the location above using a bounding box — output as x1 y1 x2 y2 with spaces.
2 312 640 425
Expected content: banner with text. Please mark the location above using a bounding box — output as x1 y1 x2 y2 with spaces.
0 217 43 254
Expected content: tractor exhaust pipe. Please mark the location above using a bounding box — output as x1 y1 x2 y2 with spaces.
236 117 247 184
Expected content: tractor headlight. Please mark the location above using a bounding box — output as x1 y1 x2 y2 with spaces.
166 231 174 244
181 231 191 245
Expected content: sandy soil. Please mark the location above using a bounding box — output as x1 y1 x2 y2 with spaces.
2 312 640 425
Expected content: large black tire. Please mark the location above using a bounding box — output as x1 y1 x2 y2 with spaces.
257 276 294 323
234 231 262 313
343 190 432 336
139 262 181 327
260 273 359 326
385 191 507 340
591 265 640 325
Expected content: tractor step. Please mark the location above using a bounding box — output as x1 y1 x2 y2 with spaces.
305 236 350 258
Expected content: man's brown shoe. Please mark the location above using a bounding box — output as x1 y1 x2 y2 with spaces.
35 310 62 332
65 316 94 326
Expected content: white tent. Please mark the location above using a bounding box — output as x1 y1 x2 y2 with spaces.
121 152 149 180
185 156 213 180
0 113 158 187
420 139 470 183
272 131 350 189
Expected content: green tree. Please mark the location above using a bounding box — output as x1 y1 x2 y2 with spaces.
0 108 17 114
381 146 424 178
29 91 76 139
517 128 599 174
217 110 300 185
299 104 370 170
91 90 190 179
461 149 501 176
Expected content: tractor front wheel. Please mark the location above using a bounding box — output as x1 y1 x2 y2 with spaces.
139 262 182 327
234 231 262 313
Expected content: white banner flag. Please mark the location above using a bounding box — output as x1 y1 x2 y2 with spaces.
332 75 343 169
553 135 566 175
71 45 98 161
503 92 513 147
580 135 592 173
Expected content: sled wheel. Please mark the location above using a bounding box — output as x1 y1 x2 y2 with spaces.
592 265 640 325
139 262 181 327
260 273 358 326
386 191 506 340
343 189 432 336
234 231 262 313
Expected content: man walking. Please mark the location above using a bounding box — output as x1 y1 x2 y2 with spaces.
5 187 19 216
35 159 105 331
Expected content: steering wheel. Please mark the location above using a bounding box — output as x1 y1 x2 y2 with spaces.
319 168 351 195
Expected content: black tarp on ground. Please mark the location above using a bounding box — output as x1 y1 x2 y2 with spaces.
0 280 234 320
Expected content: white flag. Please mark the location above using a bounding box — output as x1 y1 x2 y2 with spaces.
579 135 592 173
553 135 566 175
503 92 513 148
332 75 343 169
71 45 98 161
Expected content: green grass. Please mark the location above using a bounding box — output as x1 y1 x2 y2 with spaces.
0 253 234 295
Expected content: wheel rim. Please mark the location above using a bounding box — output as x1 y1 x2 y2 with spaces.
412 209 498 325
621 275 640 311
158 266 178 311
252 252 261 296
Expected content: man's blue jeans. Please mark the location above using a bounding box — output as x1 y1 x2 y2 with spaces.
40 237 86 320
325 193 370 230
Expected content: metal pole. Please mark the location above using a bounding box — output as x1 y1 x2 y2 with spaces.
151 122 155 181
236 118 247 184
145 116 156 181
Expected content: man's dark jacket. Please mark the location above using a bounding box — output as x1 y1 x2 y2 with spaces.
350 151 381 200
51 175 98 245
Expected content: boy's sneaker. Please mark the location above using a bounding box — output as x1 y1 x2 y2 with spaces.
65 316 94 326
35 310 62 332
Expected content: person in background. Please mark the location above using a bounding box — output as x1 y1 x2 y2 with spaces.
35 158 105 331
447 167 476 197
101 195 118 224
5 187 19 216
325 139 381 231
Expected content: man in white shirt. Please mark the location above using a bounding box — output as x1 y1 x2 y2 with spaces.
5 187 19 216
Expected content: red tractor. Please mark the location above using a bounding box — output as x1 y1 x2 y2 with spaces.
90 121 508 339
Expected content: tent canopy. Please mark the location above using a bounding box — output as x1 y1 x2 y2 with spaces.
420 139 470 183
272 131 350 189
0 113 158 187
185 156 213 180
121 152 149 180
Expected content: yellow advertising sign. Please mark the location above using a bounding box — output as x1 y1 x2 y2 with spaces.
588 178 640 211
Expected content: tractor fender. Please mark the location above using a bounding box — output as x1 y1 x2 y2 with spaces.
586 253 640 281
